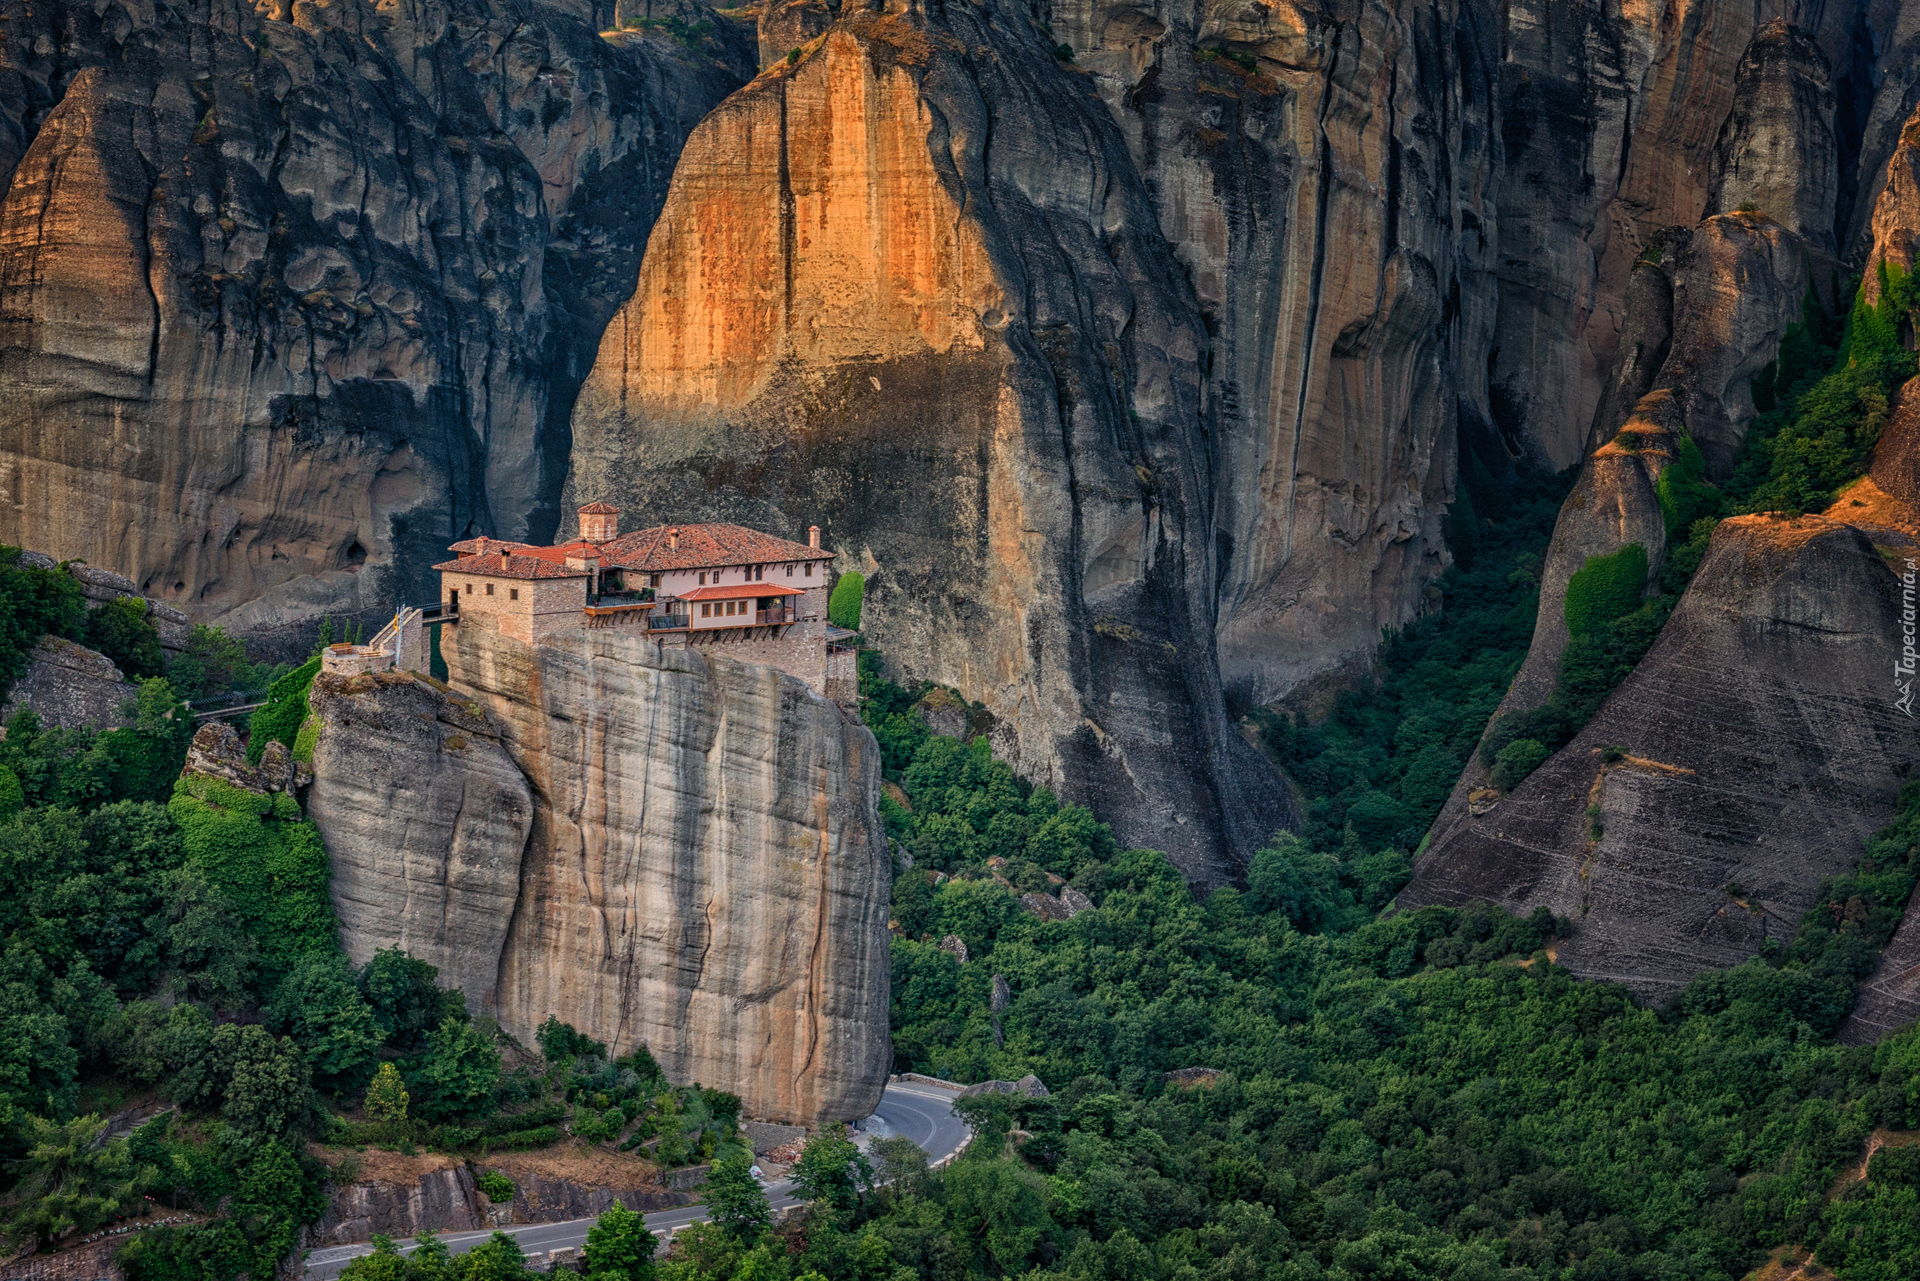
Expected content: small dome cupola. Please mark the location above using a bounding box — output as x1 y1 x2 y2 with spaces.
578 501 620 543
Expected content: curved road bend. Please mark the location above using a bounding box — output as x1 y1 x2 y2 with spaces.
303 1082 970 1281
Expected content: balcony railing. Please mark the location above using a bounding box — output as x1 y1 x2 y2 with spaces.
756 604 796 626
648 614 690 631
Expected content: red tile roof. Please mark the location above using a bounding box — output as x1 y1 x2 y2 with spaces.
440 522 827 577
515 542 599 564
432 551 588 580
598 523 830 572
447 536 533 555
674 583 805 601
577 502 620 514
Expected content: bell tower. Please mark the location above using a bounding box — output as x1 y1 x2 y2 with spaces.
578 501 620 543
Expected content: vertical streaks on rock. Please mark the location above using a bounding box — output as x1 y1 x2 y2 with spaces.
439 618 892 1125
306 670 535 1014
1489 4 1861 468
1706 21 1838 251
570 0 1291 881
1049 0 1500 709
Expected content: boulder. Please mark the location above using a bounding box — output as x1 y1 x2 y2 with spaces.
183 721 308 795
957 1075 1049 1099
0 635 139 730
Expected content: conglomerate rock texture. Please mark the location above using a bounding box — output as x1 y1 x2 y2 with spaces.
1400 516 1915 1000
568 0 1292 880
307 616 893 1125
0 634 141 729
0 0 748 639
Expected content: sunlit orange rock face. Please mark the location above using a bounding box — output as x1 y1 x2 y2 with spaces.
571 1 1292 882
594 24 1000 412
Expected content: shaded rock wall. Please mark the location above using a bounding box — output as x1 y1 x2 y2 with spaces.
568 0 1291 880
308 1165 486 1247
1410 202 1833 825
0 0 748 640
1038 0 1501 708
1400 515 1915 1000
308 617 893 1125
1489 5 1867 470
1473 391 1677 749
1706 21 1839 251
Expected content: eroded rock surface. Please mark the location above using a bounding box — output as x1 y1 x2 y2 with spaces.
1488 7 1875 468
1400 516 1915 1000
308 1164 487 1247
309 616 892 1124
0 0 748 639
1042 0 1500 709
1706 21 1838 251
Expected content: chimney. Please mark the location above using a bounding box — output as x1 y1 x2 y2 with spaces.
669 527 680 551
809 525 821 549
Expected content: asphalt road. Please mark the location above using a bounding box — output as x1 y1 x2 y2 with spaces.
302 1082 969 1280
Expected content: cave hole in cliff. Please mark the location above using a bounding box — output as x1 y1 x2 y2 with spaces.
345 539 368 568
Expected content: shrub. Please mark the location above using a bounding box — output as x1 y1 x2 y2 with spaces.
169 772 335 991
1655 435 1718 534
0 548 86 703
1490 738 1550 790
481 1125 561 1151
828 571 865 630
0 764 21 822
84 596 167 679
477 1171 515 1203
1053 42 1074 61
365 1062 410 1125
1563 543 1648 636
167 624 263 701
537 1016 607 1064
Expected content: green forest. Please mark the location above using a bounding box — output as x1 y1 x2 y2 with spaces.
0 560 758 1278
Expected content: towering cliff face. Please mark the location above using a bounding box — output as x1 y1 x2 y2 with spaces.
1034 0 1501 708
307 618 892 1125
568 0 1291 880
1489 9 1868 469
0 0 748 639
1705 21 1839 251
